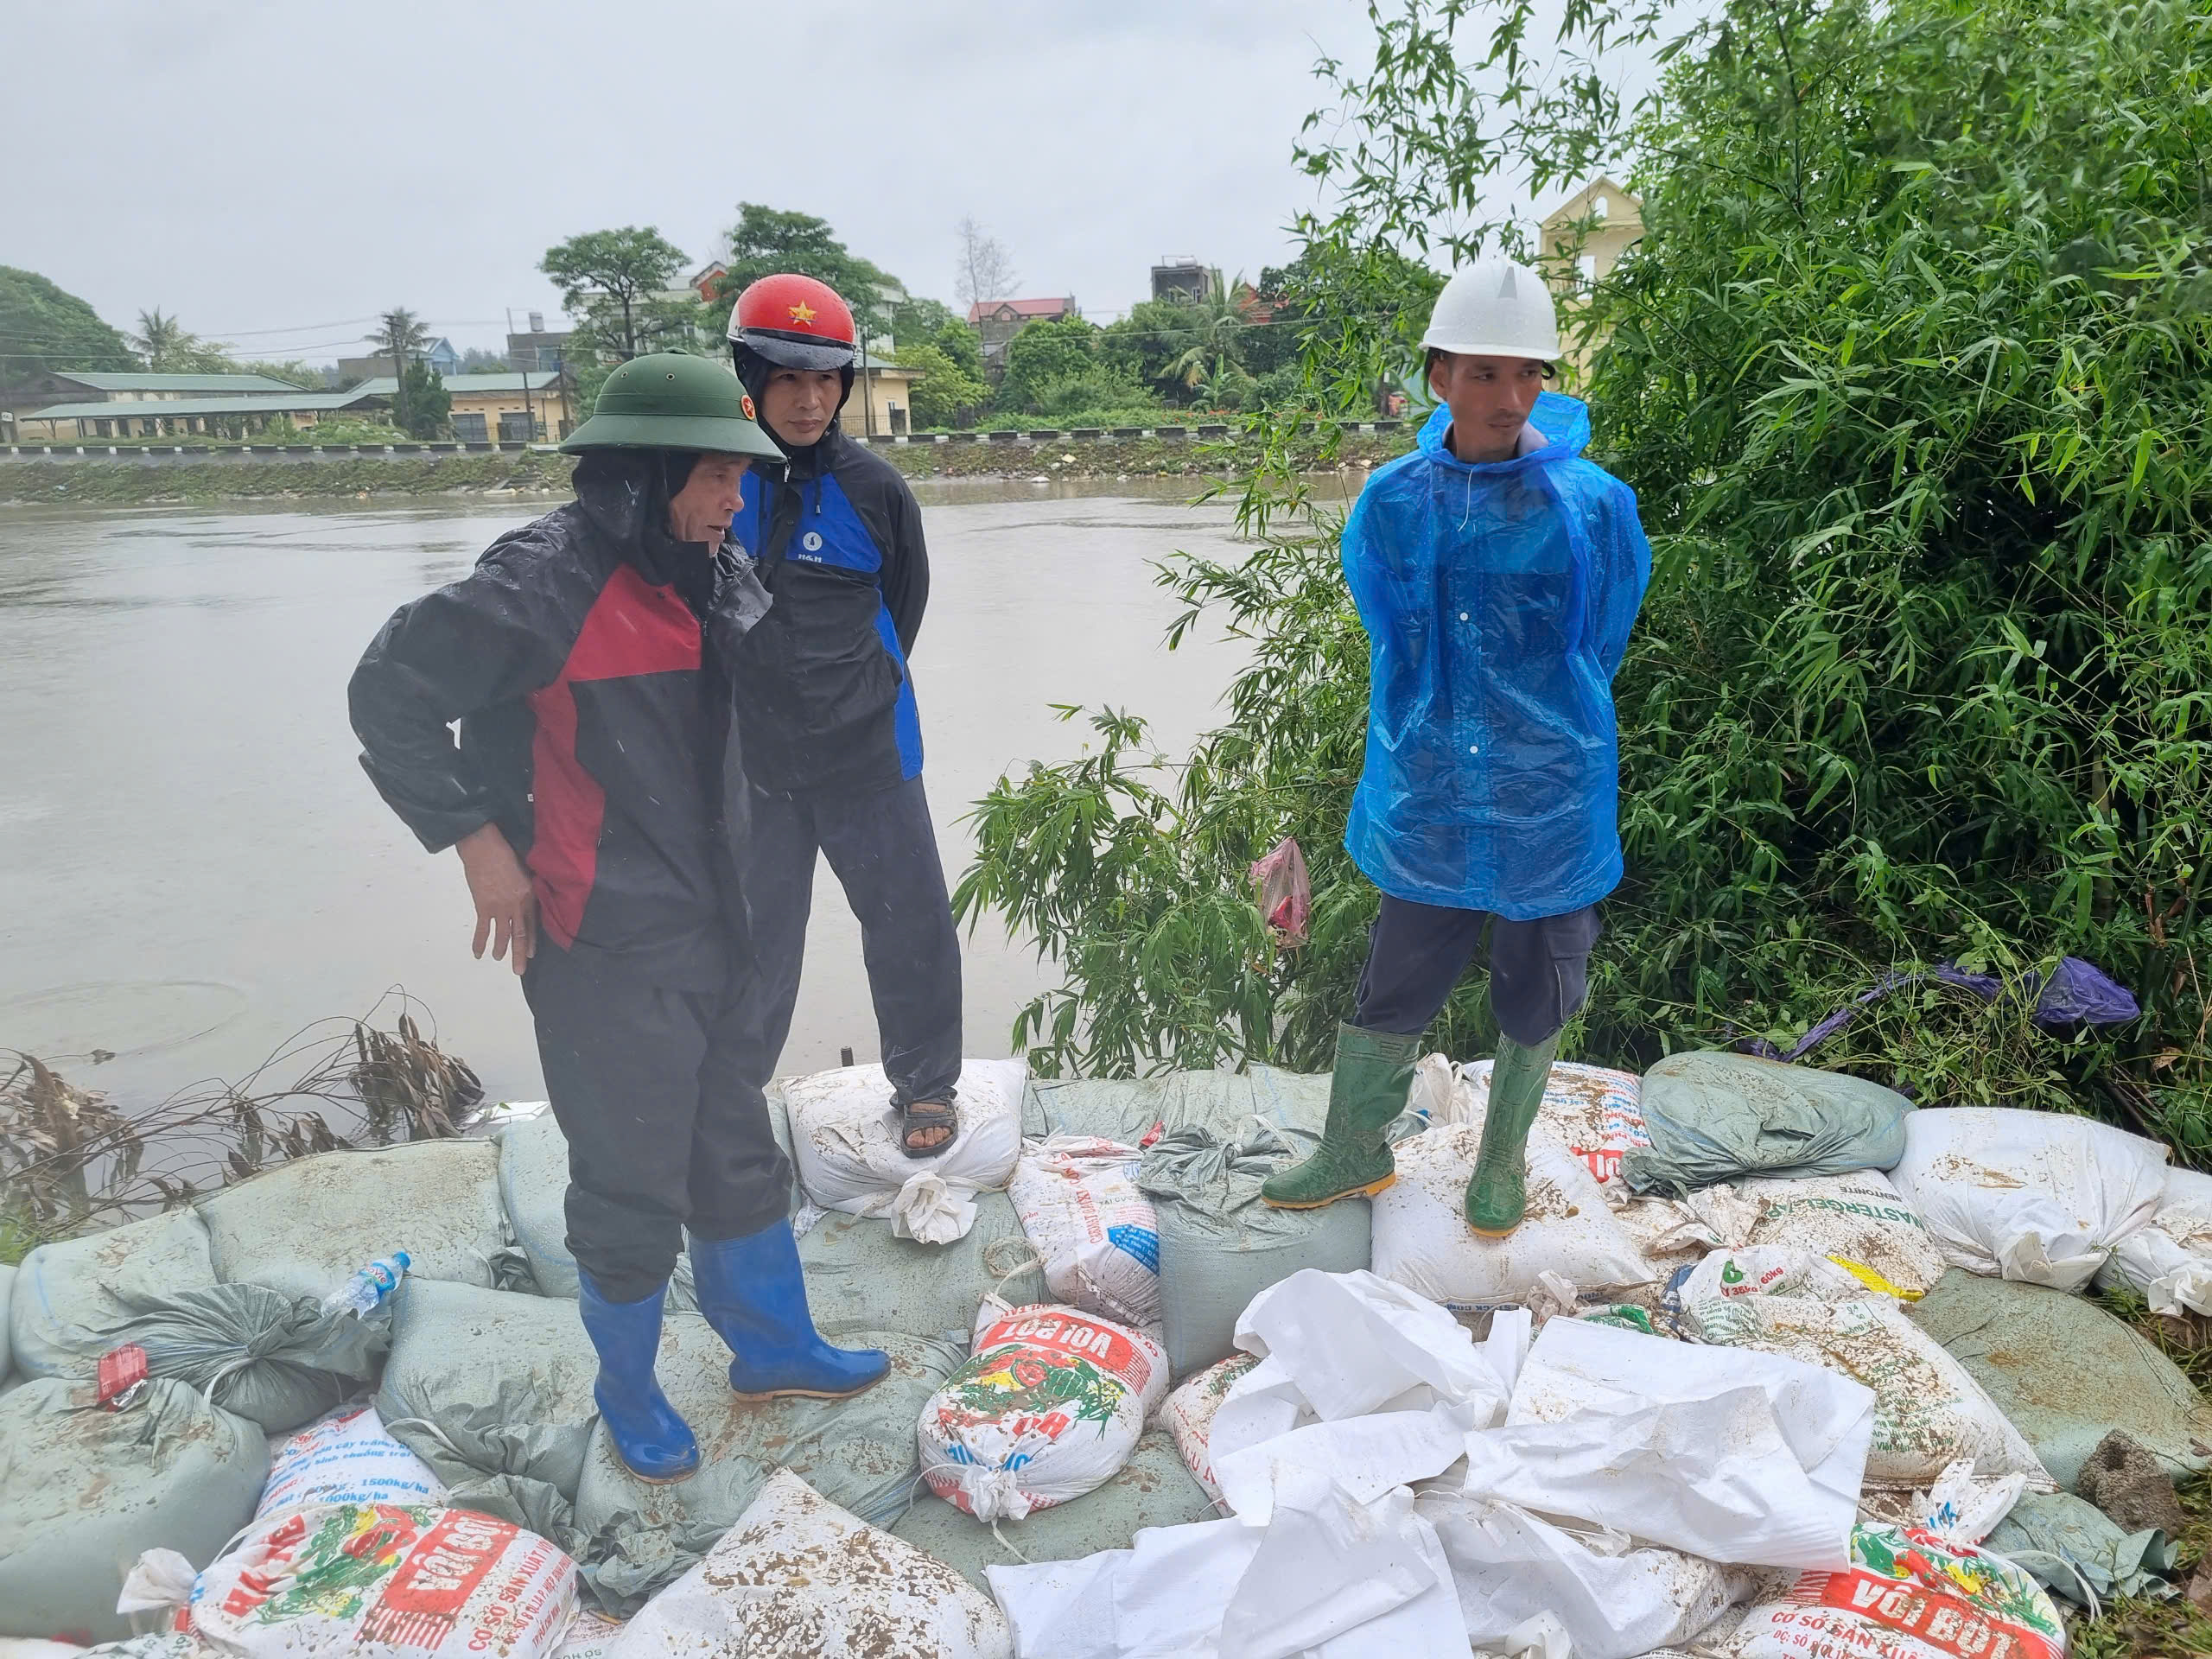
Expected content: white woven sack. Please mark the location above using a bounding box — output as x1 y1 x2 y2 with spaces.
608 1468 1011 1659
1683 1287 2054 1489
785 1058 1025 1243
1160 1351 1262 1504
1007 1135 1161 1326
1372 1128 1653 1308
2094 1164 2212 1314
256 1403 444 1519
1682 1170 1950 1297
191 1503 576 1658
920 1304 1167 1522
1887 1105 2167 1289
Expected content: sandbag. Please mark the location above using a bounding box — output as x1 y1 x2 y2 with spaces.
196 1139 509 1302
611 1468 1011 1659
1622 1050 1913 1196
0 1377 268 1644
1007 1135 1160 1327
498 1105 797 1301
1727 1522 2065 1659
919 1304 1167 1522
1682 1287 2051 1490
1982 1491 2178 1605
892 1427 1217 1595
1434 1058 1650 1187
106 1282 387 1435
1905 1268 2212 1486
1666 1244 1868 1310
1681 1170 1949 1297
1885 1105 2167 1289
1415 1492 1754 1659
1138 1120 1372 1380
573 1320 960 1610
9 1210 217 1380
374 1281 602 1539
257 1403 444 1518
798 1190 1046 1338
784 1058 1024 1241
1371 1128 1652 1308
1027 1066 1332 1144
2094 1163 2212 1314
0 1264 13 1382
1160 1352 1261 1504
191 1503 577 1658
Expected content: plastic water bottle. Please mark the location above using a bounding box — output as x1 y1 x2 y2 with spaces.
321 1251 411 1319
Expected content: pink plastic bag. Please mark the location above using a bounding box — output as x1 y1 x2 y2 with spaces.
1250 836 1311 947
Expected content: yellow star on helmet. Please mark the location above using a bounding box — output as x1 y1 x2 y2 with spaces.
787 300 817 325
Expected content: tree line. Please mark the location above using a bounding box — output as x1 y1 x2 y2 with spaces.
536 207 1330 432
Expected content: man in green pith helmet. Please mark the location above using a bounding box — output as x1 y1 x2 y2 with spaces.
1262 258 1652 1235
349 354 889 1490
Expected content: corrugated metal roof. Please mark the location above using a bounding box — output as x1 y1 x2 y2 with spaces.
347 372 566 397
25 390 385 420
54 371 313 394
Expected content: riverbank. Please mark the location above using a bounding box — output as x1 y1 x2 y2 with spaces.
0 432 1415 506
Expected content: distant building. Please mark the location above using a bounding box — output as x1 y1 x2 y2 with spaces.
16 387 388 442
0 370 310 429
507 312 573 373
1539 178 1643 380
338 337 462 385
351 370 575 443
1150 258 1219 305
1541 177 1643 291
965 296 1081 378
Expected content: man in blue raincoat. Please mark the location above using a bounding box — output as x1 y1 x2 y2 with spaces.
1262 257 1652 1235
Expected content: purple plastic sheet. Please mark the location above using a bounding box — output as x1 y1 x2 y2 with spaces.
1743 957 2137 1064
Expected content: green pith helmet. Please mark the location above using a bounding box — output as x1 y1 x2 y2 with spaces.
559 353 786 460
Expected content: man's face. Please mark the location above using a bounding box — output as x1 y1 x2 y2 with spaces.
667 454 750 545
758 367 844 448
1427 353 1548 463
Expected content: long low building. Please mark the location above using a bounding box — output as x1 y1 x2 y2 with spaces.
15 389 387 442
346 371 574 444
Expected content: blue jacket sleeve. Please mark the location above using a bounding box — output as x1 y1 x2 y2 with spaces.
1339 485 1421 665
1592 480 1653 681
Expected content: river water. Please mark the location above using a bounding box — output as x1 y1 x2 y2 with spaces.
0 476 1322 1113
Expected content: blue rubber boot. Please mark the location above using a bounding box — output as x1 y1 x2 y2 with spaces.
690 1219 892 1401
575 1273 699 1484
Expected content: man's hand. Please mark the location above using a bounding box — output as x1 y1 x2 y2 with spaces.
456 823 537 975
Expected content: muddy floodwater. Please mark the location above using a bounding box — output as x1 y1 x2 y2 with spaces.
0 475 1337 1110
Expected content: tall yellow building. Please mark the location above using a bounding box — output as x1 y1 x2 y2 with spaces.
1541 177 1643 380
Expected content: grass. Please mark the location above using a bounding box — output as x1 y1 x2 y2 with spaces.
2071 1288 2212 1655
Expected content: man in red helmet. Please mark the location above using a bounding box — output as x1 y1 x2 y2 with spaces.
722 273 963 1155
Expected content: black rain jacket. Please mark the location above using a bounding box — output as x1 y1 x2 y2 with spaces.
348 452 770 988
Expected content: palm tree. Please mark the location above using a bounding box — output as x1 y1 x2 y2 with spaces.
370 308 429 431
131 308 207 372
1160 275 1249 401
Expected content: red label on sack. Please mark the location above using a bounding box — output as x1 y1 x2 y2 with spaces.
980 1310 1138 1373
359 1509 515 1648
1818 1569 2061 1659
97 1344 148 1408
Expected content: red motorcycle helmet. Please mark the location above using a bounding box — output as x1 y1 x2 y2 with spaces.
727 273 857 372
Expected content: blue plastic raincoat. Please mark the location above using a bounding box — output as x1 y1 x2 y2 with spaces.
1341 391 1652 919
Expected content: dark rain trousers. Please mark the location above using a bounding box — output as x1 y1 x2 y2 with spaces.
523 937 792 1304
1354 893 1603 1047
739 774 963 1109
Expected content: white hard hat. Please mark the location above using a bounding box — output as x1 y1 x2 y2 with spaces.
1421 257 1560 360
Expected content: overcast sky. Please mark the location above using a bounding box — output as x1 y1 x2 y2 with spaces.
7 0 1531 362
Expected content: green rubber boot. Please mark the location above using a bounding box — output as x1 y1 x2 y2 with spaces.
1465 1033 1561 1236
1261 1022 1421 1209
